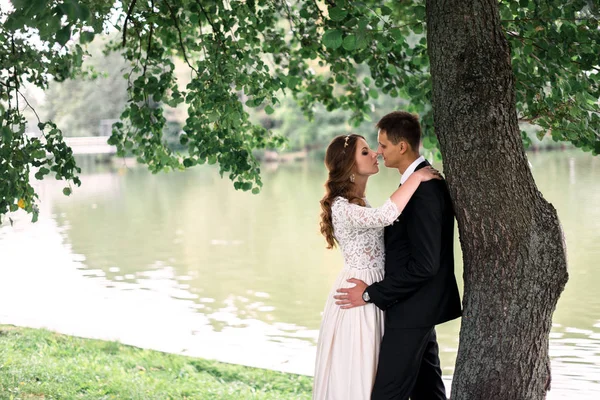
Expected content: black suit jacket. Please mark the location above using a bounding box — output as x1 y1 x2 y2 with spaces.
367 161 462 328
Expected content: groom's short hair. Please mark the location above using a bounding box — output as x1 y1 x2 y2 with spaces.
376 111 421 151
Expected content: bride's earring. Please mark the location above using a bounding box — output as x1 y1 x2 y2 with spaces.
350 174 355 183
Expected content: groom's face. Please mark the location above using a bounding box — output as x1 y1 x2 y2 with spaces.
377 130 403 169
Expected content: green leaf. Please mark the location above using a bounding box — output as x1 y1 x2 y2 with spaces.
390 28 405 43
355 32 369 50
412 24 424 35
245 99 259 108
63 187 72 196
369 88 379 99
265 105 275 115
56 25 72 46
357 18 369 30
11 0 31 10
77 4 91 21
521 130 532 149
33 149 46 159
300 8 311 19
287 76 301 89
58 2 77 20
1 127 13 142
380 6 393 16
323 29 343 49
414 5 426 20
80 31 95 44
328 7 348 22
536 129 546 141
342 35 357 51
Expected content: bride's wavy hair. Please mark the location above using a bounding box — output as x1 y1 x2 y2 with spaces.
320 134 367 249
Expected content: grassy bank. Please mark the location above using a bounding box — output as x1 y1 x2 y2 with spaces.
0 325 312 399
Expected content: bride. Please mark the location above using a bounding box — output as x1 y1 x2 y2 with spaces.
313 134 441 399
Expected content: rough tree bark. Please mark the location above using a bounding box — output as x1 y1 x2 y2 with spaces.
426 1 569 399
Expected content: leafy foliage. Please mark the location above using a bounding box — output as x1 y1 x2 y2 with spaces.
1 0 599 222
1 0 109 222
503 1 600 152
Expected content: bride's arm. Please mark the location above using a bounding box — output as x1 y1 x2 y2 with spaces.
389 166 441 213
335 166 441 229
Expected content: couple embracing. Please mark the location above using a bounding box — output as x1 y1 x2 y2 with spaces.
313 111 462 400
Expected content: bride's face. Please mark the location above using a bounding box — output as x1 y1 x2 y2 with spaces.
354 138 379 177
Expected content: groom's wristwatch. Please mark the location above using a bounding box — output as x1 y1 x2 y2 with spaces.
362 290 371 303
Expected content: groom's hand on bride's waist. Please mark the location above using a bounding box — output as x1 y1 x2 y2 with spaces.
334 278 368 309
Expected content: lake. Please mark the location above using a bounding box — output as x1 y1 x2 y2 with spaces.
0 150 598 398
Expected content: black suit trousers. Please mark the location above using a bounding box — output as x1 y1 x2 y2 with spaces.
371 327 446 400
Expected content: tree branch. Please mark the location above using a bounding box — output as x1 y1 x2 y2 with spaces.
122 0 138 47
195 0 219 35
571 59 600 73
356 1 392 29
5 83 47 139
198 23 208 61
142 0 155 78
312 0 326 21
142 25 154 77
11 36 19 111
518 115 542 123
164 0 199 74
505 31 544 63
17 89 42 125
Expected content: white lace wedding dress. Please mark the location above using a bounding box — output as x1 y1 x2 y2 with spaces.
313 196 401 400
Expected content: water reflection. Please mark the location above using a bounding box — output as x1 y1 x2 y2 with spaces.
0 150 598 397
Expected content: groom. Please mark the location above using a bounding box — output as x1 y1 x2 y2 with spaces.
335 111 462 399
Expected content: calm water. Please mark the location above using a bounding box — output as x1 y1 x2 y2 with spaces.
0 151 598 398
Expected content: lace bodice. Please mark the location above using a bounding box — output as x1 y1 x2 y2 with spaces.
331 197 401 270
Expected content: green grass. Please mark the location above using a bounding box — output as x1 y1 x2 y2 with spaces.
0 325 312 399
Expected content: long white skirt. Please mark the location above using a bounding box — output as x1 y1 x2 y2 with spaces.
313 267 385 400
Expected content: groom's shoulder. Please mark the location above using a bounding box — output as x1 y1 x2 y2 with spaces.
411 180 448 211
416 179 446 197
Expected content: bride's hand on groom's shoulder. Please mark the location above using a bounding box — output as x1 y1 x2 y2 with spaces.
334 278 368 309
415 166 443 182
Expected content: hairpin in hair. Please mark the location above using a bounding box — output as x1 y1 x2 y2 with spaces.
344 135 351 148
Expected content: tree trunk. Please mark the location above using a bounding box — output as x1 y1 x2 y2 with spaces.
425 1 569 399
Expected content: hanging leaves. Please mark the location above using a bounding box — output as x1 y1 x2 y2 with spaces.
1 0 599 223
